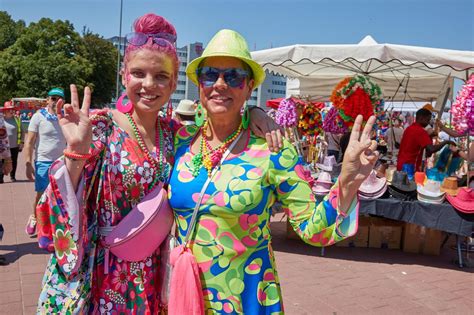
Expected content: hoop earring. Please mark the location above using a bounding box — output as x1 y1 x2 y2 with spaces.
166 100 173 122
242 105 250 129
116 93 133 114
195 102 205 127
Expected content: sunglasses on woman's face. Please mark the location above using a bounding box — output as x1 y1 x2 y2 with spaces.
196 67 250 88
126 32 176 48
50 96 59 101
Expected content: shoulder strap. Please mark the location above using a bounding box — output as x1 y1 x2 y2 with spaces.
183 131 243 246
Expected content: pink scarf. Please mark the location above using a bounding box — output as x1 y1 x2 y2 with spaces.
167 245 204 315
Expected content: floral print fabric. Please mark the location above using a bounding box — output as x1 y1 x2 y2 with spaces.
36 110 177 314
168 125 359 314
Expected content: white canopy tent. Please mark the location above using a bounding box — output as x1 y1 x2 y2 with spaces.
252 36 474 106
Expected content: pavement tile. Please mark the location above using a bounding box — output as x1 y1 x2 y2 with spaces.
0 290 22 304
23 306 38 314
0 302 23 314
1 152 474 315
0 280 21 293
22 293 39 307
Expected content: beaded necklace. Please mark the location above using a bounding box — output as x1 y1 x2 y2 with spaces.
191 120 243 177
125 113 166 188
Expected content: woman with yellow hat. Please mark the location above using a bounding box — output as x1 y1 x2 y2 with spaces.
34 14 282 314
167 29 379 314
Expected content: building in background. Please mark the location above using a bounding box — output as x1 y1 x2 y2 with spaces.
108 37 286 109
253 72 287 108
171 42 204 106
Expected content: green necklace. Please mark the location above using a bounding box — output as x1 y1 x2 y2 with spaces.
191 121 243 177
126 113 166 188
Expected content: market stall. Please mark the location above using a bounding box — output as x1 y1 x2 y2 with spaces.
252 35 473 103
11 97 47 128
257 37 474 266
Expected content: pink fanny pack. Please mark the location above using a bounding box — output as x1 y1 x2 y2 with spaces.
101 182 173 271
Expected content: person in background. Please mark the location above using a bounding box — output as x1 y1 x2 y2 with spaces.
386 115 404 159
174 99 196 125
325 131 342 161
436 119 473 184
0 110 13 184
397 108 454 171
23 87 67 236
1 101 24 182
421 103 437 137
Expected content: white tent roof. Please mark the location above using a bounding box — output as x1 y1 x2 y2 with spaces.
252 36 474 102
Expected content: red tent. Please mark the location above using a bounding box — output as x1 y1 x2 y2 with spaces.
266 97 308 109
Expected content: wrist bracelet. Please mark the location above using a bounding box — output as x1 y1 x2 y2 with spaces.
63 149 92 161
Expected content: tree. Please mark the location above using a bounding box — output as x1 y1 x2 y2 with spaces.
0 16 118 106
0 11 25 51
82 31 118 107
0 18 92 101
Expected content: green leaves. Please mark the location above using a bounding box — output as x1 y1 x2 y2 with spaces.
0 12 117 107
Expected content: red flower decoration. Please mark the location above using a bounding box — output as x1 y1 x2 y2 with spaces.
342 87 374 121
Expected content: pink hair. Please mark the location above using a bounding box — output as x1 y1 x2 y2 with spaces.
123 13 179 79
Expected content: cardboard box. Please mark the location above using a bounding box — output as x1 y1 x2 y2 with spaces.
403 223 442 255
336 216 371 248
369 217 403 249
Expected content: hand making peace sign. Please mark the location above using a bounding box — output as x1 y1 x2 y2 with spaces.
56 84 93 154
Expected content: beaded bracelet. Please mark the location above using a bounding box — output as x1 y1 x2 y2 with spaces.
63 149 92 161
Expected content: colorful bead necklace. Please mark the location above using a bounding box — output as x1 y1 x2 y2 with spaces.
126 113 166 188
191 121 243 177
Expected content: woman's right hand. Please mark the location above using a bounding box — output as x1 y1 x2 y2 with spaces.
56 84 92 154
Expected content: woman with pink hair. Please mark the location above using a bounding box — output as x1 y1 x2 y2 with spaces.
35 13 280 313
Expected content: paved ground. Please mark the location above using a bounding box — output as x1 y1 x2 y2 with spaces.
0 155 473 314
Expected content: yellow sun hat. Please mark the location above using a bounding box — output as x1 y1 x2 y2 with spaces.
186 29 266 89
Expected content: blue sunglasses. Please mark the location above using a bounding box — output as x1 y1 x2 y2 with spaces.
196 67 250 88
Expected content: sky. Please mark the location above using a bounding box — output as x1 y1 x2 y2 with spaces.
2 0 473 51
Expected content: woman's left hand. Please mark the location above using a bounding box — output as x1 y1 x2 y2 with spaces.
338 115 379 212
248 107 284 152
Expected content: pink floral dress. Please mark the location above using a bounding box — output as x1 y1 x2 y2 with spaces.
36 110 177 314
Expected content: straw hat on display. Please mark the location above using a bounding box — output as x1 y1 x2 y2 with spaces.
390 171 416 192
384 166 397 184
312 171 333 196
358 170 388 200
315 155 337 172
446 188 474 214
440 177 460 196
388 171 417 201
417 179 445 204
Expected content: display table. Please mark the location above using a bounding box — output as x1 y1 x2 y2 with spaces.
359 199 474 237
359 198 473 267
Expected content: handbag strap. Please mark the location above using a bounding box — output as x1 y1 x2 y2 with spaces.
183 131 243 247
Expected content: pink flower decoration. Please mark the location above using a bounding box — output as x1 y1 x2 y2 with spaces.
451 74 474 135
275 98 297 128
322 107 348 134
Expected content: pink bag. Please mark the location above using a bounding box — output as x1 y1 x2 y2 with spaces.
103 182 173 262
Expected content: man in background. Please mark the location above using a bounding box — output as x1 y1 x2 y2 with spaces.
174 99 196 125
23 88 66 236
397 108 454 172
